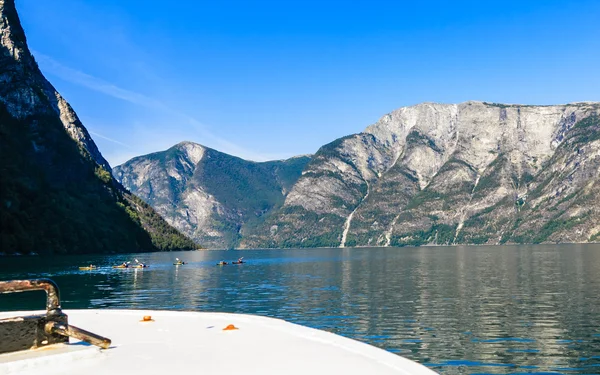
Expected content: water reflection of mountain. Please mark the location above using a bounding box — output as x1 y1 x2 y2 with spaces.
1 245 600 373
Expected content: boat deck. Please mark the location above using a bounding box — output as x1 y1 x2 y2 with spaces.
0 309 436 375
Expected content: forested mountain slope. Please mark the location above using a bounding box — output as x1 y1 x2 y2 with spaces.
0 0 197 255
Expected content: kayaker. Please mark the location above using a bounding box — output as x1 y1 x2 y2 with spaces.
121 262 128 268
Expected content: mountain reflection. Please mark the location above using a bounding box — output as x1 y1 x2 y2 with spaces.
1 244 600 374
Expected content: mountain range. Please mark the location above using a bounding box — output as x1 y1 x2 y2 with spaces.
115 102 600 249
0 0 197 255
3 0 600 253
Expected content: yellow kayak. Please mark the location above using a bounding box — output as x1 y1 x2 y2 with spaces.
173 262 185 265
131 265 149 269
79 266 97 271
112 265 128 269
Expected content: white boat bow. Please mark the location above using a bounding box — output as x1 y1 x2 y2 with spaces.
0 309 437 375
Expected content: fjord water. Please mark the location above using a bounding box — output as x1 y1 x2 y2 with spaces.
1 245 600 374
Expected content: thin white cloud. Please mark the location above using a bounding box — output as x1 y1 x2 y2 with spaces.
33 51 167 109
89 130 132 149
32 51 290 162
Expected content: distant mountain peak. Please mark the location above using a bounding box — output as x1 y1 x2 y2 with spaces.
173 141 205 165
114 145 312 248
174 140 202 147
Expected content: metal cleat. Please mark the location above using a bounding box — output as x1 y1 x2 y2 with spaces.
0 279 111 354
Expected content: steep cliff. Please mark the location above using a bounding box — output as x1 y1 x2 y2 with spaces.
241 101 600 248
0 0 197 254
113 142 310 248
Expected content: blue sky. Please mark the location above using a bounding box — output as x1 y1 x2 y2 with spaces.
18 0 600 166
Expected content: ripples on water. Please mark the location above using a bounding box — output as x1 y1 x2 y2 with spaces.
1 245 600 374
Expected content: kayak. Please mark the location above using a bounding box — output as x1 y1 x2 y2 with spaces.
79 266 97 271
216 262 228 266
173 262 186 265
112 265 128 269
131 265 149 269
232 261 245 264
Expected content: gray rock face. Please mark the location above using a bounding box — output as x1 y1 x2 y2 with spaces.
240 101 600 248
0 0 109 170
113 142 311 248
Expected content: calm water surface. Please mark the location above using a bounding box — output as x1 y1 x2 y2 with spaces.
1 245 600 374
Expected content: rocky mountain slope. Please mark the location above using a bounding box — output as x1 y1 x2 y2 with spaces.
113 142 310 248
240 101 600 248
0 0 197 255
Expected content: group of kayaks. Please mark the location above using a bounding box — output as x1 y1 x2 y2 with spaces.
113 258 150 269
79 257 249 270
216 257 245 266
79 258 188 271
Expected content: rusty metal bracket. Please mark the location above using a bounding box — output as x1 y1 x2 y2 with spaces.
0 279 111 354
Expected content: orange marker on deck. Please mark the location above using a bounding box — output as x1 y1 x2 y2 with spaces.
223 324 238 330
